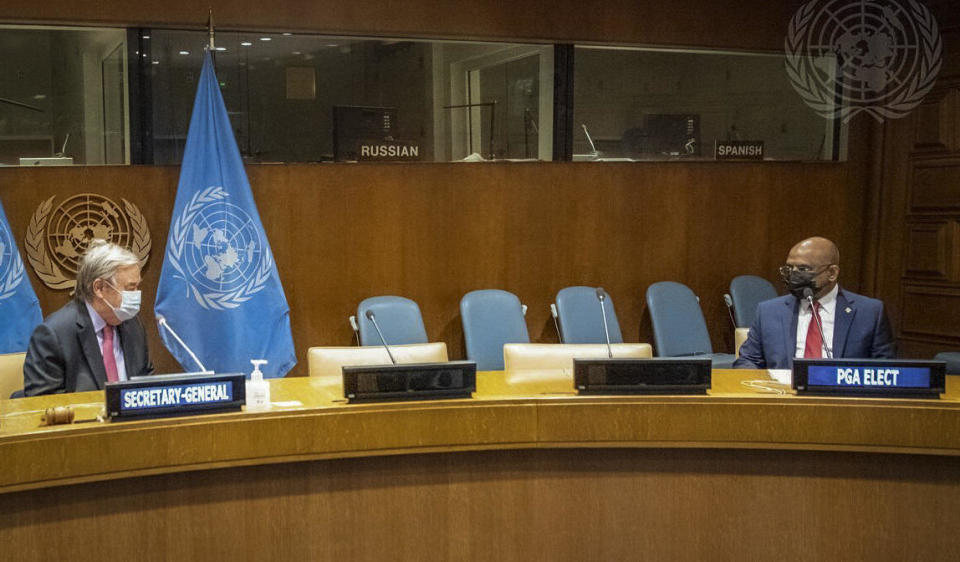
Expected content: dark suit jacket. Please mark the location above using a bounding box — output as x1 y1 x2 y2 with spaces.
23 300 154 396
733 288 895 370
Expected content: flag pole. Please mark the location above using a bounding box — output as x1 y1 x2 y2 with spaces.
207 8 215 51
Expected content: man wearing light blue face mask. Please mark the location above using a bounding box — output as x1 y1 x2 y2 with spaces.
23 239 155 395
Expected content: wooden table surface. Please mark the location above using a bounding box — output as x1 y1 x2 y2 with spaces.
2 369 959 495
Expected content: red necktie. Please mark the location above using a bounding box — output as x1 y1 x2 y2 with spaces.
102 325 119 382
803 301 823 359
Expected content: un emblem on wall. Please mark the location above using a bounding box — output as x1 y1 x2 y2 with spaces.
25 194 151 291
0 220 27 301
785 0 942 122
167 186 272 310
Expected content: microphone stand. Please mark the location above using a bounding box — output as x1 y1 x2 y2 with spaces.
596 288 613 359
365 311 397 364
803 288 833 359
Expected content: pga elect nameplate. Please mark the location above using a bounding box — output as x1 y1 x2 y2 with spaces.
792 359 945 399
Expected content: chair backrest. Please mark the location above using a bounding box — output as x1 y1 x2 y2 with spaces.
0 352 26 399
646 281 714 357
729 275 778 327
554 286 624 344
307 343 448 385
734 327 751 358
356 296 428 346
503 343 652 372
460 289 530 371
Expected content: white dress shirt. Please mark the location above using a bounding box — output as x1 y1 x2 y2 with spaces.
795 283 838 359
85 301 128 381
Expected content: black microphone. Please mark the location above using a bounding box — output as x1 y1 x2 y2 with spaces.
365 310 397 364
596 287 613 359
802 287 833 359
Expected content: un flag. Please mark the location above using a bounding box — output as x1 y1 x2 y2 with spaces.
155 49 296 378
0 198 42 354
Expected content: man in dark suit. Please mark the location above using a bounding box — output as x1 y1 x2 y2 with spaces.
24 239 154 395
734 236 894 370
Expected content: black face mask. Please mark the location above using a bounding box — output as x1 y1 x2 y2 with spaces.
783 270 819 299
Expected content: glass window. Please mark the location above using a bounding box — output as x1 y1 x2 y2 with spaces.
0 25 129 166
146 30 553 164
573 46 844 161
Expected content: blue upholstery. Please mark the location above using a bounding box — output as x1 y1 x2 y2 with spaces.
729 275 778 327
935 352 960 375
460 290 530 371
356 296 428 346
554 286 623 344
646 281 736 368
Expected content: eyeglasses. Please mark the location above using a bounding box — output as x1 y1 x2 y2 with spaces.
779 264 834 277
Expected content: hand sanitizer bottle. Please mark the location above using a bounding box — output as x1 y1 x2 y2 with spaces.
246 359 271 412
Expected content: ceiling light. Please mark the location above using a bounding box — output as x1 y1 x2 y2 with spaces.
179 51 190 55
259 37 272 41
215 46 227 51
241 42 253 46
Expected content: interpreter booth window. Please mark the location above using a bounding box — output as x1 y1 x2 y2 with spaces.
0 25 130 166
146 30 553 164
572 46 845 162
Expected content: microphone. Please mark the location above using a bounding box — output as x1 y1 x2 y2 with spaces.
595 287 613 359
802 287 833 359
550 303 563 343
156 315 210 373
348 315 360 346
365 310 397 365
723 293 738 331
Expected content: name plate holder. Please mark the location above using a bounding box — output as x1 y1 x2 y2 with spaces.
342 361 477 403
574 358 711 395
792 359 946 399
106 372 246 421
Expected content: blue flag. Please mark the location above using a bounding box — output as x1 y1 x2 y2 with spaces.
155 50 296 378
0 197 42 354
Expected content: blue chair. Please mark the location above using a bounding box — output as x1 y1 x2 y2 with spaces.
355 296 428 347
460 290 530 371
553 286 623 344
727 275 778 327
646 281 736 368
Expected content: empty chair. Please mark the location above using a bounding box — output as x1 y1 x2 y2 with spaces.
646 281 736 368
0 352 26 399
460 290 530 371
504 343 652 372
354 296 428 347
553 286 623 344
727 275 778 327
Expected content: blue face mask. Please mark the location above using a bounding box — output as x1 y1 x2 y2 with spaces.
103 280 142 322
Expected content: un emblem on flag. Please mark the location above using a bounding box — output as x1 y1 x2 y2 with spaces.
0 222 27 301
167 186 273 310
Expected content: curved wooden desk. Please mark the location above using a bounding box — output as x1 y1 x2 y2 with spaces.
2 370 959 560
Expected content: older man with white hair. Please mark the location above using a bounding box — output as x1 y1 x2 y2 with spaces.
24 239 154 396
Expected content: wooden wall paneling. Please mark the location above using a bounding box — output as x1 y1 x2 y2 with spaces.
1 159 867 377
903 220 957 280
910 158 960 212
900 284 960 342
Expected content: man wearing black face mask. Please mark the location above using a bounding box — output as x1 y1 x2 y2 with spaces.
23 239 155 395
733 236 894 369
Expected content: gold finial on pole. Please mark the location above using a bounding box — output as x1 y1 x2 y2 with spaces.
207 8 215 50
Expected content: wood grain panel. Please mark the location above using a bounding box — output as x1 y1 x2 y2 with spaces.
903 220 956 280
913 90 959 153
0 0 803 50
0 448 959 561
0 160 868 377
910 161 960 211
901 285 960 341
